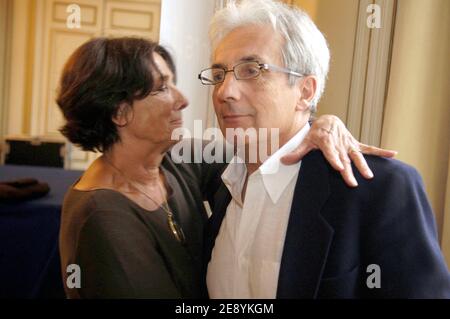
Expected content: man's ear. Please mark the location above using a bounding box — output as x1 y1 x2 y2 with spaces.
295 75 317 112
112 102 131 127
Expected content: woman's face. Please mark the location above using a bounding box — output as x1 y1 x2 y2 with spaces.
119 53 188 148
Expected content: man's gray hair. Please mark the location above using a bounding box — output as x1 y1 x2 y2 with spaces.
209 0 330 112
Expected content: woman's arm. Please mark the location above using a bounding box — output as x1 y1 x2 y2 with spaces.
180 113 398 196
281 115 397 187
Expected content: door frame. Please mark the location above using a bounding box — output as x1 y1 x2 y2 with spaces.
0 0 13 139
346 0 397 146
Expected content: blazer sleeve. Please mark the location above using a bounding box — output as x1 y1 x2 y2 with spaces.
364 161 450 298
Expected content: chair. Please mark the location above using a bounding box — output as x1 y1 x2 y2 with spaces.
1 136 66 168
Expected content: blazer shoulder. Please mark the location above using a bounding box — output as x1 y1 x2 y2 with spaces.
303 150 422 183
363 155 423 187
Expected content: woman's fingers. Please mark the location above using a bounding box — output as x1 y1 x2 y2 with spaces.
280 114 396 187
349 148 374 179
359 143 398 157
318 135 345 171
338 150 358 187
281 134 345 172
280 140 312 165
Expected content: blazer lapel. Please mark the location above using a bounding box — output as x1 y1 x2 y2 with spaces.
277 151 334 298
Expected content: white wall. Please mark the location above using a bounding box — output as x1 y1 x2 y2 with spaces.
159 0 217 137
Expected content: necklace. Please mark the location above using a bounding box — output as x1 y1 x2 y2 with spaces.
103 157 186 244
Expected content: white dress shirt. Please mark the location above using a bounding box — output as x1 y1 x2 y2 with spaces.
207 123 310 298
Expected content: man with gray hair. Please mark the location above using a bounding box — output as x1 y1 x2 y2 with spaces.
201 0 450 298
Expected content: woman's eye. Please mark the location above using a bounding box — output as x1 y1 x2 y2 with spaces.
151 84 168 95
158 84 168 92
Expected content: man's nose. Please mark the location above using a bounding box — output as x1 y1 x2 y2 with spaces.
215 71 241 102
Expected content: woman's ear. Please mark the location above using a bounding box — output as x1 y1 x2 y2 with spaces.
295 75 317 112
112 102 131 127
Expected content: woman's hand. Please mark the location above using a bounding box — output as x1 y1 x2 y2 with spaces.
281 115 397 187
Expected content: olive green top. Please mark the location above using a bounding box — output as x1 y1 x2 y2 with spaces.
59 153 225 299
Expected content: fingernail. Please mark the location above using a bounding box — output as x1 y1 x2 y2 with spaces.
367 170 374 178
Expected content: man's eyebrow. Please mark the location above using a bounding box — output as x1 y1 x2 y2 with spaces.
211 55 263 69
211 62 226 69
240 55 262 62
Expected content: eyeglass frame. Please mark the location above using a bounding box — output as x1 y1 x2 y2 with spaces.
197 61 305 85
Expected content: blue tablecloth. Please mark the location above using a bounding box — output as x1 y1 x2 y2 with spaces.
0 165 83 298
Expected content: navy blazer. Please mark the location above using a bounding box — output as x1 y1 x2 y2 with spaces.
204 151 450 298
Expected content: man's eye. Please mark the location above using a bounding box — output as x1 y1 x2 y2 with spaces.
212 71 224 82
240 65 259 78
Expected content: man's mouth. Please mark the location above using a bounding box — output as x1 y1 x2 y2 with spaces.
222 114 252 121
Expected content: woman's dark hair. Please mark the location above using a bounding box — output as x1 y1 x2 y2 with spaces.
56 37 176 152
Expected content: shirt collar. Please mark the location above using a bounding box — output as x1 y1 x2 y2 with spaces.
221 156 247 207
221 123 310 205
259 123 310 203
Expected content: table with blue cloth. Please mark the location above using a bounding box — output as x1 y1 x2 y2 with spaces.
0 165 83 298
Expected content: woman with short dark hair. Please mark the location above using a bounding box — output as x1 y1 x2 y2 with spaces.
58 37 217 298
57 37 177 153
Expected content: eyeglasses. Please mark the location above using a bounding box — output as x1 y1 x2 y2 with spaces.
198 61 304 85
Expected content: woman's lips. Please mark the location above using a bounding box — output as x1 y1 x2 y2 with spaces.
171 119 183 126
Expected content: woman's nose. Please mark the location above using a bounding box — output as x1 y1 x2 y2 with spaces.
174 88 189 111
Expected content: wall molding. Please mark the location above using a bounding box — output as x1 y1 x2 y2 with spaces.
30 0 47 137
0 0 13 139
346 0 371 139
346 0 397 146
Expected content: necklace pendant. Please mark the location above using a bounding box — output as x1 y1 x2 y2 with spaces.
104 157 186 243
167 212 186 244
